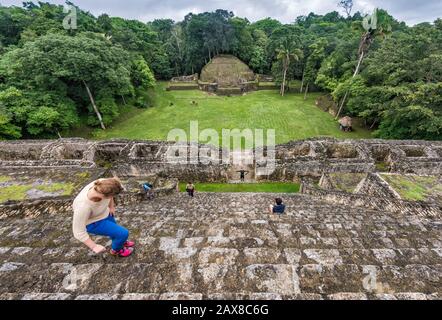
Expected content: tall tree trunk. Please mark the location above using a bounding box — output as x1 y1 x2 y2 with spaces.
121 95 126 105
369 119 378 129
335 51 366 119
300 69 305 93
304 83 309 100
335 90 349 120
353 51 365 77
281 66 287 96
83 80 106 130
282 56 290 96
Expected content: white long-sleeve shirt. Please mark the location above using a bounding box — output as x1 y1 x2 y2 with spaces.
72 181 111 242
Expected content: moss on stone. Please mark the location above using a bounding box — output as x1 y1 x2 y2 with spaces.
329 173 366 193
95 159 113 169
375 162 389 172
0 185 33 203
37 183 76 196
0 176 12 183
380 174 442 201
0 181 76 203
76 171 91 180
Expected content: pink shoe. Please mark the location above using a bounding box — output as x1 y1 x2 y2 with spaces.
110 247 133 257
124 240 135 248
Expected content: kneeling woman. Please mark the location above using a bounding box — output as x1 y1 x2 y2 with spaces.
72 178 135 257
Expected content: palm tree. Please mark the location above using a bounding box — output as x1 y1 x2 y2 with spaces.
303 39 327 100
276 39 303 96
335 9 392 119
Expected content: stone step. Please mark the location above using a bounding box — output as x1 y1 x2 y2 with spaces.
0 191 439 298
0 262 440 296
0 209 439 251
1 219 439 251
1 246 441 266
124 192 437 219
1 291 440 300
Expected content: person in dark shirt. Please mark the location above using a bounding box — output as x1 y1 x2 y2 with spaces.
236 170 249 182
186 182 195 197
142 182 154 200
269 198 286 214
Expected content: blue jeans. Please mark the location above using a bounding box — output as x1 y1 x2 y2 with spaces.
86 215 129 251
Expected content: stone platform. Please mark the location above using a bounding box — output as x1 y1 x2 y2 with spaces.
0 193 440 300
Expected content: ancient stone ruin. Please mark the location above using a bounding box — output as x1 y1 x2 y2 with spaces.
171 74 199 83
0 138 441 300
198 55 257 95
168 55 259 95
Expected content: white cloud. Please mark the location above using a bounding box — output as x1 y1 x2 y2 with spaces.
355 0 376 14
1 0 440 25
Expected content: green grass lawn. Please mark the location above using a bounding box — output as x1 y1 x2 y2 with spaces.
90 82 371 145
179 182 300 193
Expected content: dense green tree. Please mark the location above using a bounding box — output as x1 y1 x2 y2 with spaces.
249 29 269 74
0 33 154 137
335 9 394 118
0 2 440 140
342 22 442 139
229 17 254 64
303 38 327 98
252 18 282 36
275 37 303 96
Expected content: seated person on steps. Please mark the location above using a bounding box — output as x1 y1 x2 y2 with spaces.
142 182 154 200
269 197 286 215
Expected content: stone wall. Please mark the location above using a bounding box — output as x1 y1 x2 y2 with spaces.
198 81 218 93
0 181 178 220
0 198 73 220
318 174 334 190
355 173 401 199
301 179 441 218
166 84 199 91
197 81 258 95
1 138 441 178
2 137 439 218
1 138 441 300
257 74 274 82
171 74 198 82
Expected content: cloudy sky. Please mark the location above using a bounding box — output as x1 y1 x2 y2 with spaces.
1 0 441 25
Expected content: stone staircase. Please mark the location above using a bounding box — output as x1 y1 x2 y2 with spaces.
227 150 256 183
0 193 440 300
